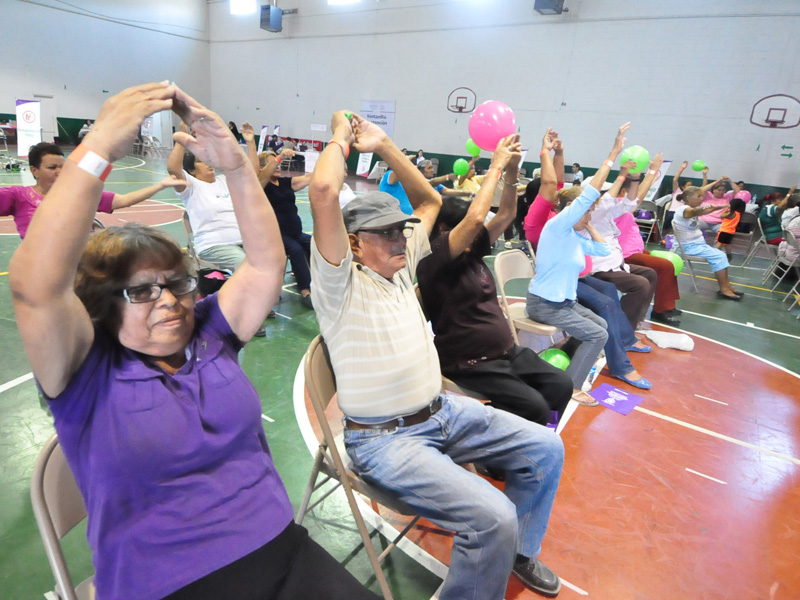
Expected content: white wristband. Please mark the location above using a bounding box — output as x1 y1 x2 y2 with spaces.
605 160 614 168
69 145 112 181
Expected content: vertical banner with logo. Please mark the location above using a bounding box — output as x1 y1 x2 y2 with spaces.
258 126 270 153
356 152 373 177
16 99 42 157
359 100 395 137
643 160 671 203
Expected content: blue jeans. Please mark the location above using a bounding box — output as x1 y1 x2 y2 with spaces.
577 276 636 377
526 293 608 388
344 395 563 600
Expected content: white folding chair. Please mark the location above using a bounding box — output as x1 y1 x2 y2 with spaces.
743 218 779 268
768 229 800 292
493 249 559 345
634 200 659 244
31 435 95 600
673 233 710 293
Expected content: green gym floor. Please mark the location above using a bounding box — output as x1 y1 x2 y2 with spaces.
1 153 798 599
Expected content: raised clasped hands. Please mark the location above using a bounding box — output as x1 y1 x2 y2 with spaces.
491 134 522 171
542 128 557 152
172 86 248 173
351 113 389 154
83 81 177 164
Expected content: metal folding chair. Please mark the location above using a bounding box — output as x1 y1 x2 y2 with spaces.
296 336 425 600
493 250 559 345
31 435 95 600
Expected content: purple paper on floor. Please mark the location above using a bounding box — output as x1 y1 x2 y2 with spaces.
589 383 644 415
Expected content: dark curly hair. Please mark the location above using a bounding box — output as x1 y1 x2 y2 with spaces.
28 142 64 169
74 224 192 332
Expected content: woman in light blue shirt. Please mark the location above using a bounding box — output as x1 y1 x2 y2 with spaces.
527 124 652 392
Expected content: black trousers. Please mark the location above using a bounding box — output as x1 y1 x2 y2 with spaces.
443 345 573 426
593 264 657 330
163 522 381 600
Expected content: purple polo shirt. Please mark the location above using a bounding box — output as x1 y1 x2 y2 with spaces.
0 185 115 238
48 294 293 600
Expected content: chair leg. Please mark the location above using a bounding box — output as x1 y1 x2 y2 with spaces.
295 447 326 525
340 481 395 600
742 238 762 267
682 255 699 293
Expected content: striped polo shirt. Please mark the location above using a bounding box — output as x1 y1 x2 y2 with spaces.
310 223 441 418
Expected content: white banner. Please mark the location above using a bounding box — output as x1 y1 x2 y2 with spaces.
643 160 672 203
359 100 395 137
356 152 373 177
16 99 41 157
258 126 269 153
310 123 327 132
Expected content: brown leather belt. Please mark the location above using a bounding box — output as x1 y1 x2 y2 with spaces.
345 397 443 431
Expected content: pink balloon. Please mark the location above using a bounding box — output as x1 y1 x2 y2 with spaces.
579 255 592 278
734 190 752 203
468 100 517 151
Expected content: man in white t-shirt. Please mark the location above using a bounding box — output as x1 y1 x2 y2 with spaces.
168 122 245 271
308 111 563 600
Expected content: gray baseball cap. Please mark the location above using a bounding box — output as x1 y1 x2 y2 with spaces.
342 191 420 234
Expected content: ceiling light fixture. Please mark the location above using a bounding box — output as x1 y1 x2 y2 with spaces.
230 0 257 15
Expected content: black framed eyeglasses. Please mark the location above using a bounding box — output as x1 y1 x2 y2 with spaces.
358 225 414 241
115 276 198 304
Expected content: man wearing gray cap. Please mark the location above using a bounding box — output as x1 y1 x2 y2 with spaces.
308 112 564 600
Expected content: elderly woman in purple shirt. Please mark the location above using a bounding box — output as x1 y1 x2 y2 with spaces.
9 83 378 600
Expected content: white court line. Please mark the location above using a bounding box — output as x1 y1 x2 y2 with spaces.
0 372 33 394
694 394 728 406
653 310 800 341
261 414 275 423
110 157 146 170
648 321 800 380
561 579 590 596
273 312 293 320
685 468 727 485
634 406 800 466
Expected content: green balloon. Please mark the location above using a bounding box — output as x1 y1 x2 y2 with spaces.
650 250 684 276
540 348 570 371
453 158 470 177
691 160 706 172
619 145 650 174
466 139 481 157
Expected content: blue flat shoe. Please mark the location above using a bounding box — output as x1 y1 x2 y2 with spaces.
625 344 652 353
613 374 652 390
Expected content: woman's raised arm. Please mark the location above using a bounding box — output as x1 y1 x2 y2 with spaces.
10 82 176 397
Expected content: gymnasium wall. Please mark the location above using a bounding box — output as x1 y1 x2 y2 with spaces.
208 0 800 187
0 0 211 133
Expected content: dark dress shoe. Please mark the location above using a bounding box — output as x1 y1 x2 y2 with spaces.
732 289 745 297
717 291 742 301
669 307 683 315
513 556 561 597
650 311 681 325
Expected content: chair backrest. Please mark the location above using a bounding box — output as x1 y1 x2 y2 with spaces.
31 435 88 600
494 249 534 291
305 336 338 415
785 228 800 252
493 249 534 341
740 212 757 228
638 200 658 213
